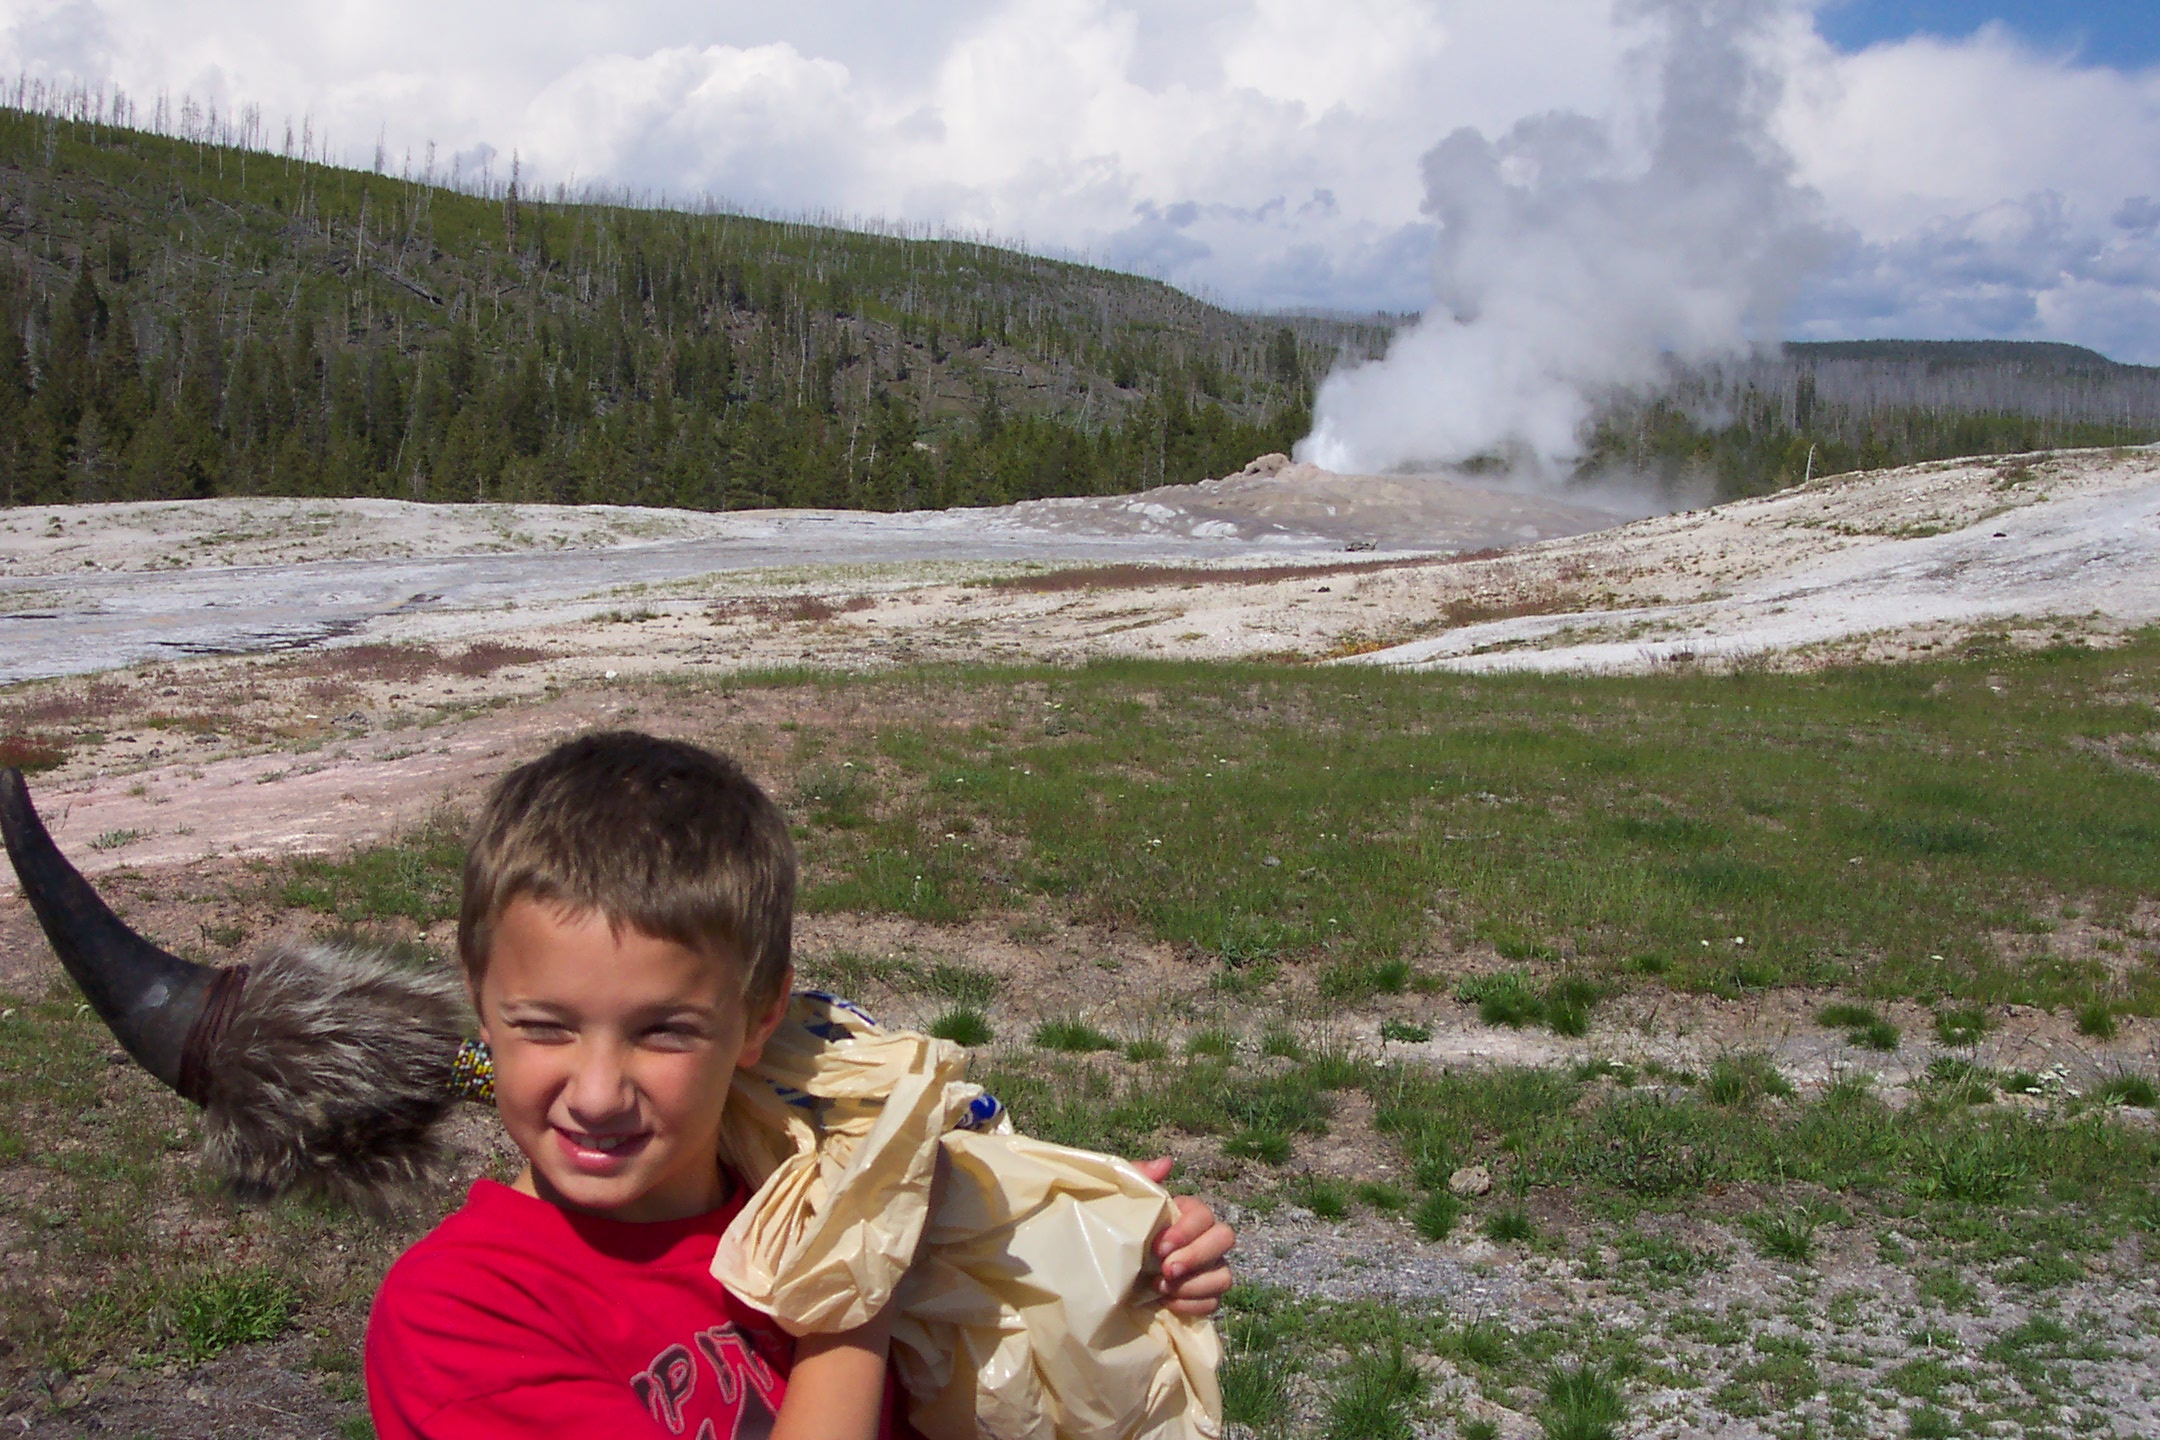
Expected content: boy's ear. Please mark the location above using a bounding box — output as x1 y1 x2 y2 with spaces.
735 966 793 1071
465 971 489 1045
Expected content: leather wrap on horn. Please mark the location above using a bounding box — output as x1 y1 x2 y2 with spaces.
0 766 239 1101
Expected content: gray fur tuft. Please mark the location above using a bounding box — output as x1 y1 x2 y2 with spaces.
199 941 469 1206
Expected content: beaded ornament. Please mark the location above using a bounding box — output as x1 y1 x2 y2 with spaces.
448 1038 496 1103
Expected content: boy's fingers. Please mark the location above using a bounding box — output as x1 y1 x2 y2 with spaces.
1132 1156 1176 1185
1159 1218 1237 1279
1154 1262 1234 1314
1157 1193 1223 1255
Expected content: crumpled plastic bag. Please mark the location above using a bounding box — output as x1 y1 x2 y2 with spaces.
711 992 1222 1440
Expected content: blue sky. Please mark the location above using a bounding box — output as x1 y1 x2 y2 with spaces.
1821 1 2160 70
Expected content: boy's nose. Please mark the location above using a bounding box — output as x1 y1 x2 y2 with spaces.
561 1039 637 1122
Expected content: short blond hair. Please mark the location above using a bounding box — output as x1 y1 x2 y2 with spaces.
459 732 795 1006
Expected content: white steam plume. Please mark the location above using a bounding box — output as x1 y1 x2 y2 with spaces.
1298 0 1832 478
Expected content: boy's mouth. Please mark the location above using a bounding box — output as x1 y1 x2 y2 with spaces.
554 1127 652 1172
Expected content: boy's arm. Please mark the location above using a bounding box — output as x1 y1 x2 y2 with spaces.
774 1140 945 1440
771 1307 897 1440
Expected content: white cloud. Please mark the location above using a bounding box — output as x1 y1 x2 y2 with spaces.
521 44 862 203
0 0 2154 357
1778 23 2160 359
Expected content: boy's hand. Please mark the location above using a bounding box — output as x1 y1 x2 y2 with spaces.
1132 1157 1236 1317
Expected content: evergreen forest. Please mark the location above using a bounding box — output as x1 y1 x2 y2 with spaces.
0 91 1381 512
1585 341 2160 500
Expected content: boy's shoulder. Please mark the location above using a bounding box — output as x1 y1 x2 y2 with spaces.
367 1179 786 1437
379 1180 566 1288
369 1180 594 1351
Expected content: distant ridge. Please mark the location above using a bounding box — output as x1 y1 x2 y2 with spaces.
1785 340 2151 375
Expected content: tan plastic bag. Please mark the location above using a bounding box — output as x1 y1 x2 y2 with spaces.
712 993 1222 1440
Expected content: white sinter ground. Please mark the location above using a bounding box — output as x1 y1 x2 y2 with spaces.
0 444 2152 690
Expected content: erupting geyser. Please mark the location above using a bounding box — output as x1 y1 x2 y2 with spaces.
1298 0 1832 482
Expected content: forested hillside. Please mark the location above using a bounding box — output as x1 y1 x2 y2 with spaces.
0 92 1389 512
1 86 2153 517
1580 341 2160 500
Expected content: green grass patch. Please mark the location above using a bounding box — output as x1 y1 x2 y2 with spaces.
1922 1057 1998 1106
1325 1342 1428 1440
2096 1074 2159 1108
1292 1175 1351 1221
1933 1006 1995 1047
798 949 917 997
1457 972 1604 1035
1187 1027 1239 1059
171 1267 298 1361
1614 1230 1722 1286
923 963 1001 1005
1354 1181 1408 1212
1905 1406 1957 1438
928 1007 994 1047
1916 1267 1979 1311
1704 1053 1795 1106
281 812 467 924
1413 1190 1462 1241
1855 1018 1903 1051
1818 1003 1903 1051
1361 1056 2160 1221
1482 1208 1537 1244
1538 1362 1627 1440
1745 1208 1818 1263
1218 1351 1289 1430
1714 1347 1819 1419
2076 1003 2119 1039
1031 1018 1119 1053
792 764 874 830
292 642 2160 1014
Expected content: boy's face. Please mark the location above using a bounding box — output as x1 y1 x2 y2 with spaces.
472 896 788 1224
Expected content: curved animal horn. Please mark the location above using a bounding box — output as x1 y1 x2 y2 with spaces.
0 767 243 1102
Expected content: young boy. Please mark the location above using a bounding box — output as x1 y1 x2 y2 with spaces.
366 732 1234 1439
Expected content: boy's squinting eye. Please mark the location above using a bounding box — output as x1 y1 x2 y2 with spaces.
507 1017 573 1042
641 1020 708 1046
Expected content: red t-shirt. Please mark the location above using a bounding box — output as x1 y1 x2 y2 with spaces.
366 1178 901 1439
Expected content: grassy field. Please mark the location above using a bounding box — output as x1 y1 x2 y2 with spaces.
297 630 2160 1008
4 635 2159 1435
294 631 2160 1012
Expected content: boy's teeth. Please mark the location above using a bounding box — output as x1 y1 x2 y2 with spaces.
583 1134 629 1151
